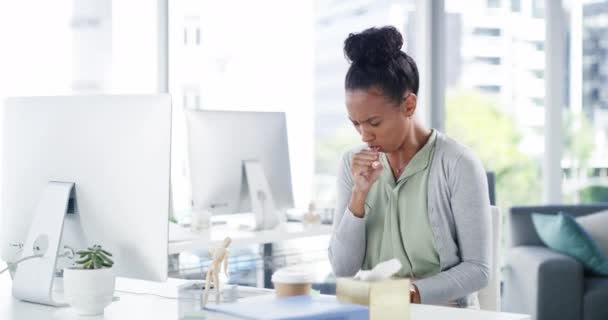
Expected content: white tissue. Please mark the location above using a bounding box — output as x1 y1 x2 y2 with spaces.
353 259 402 281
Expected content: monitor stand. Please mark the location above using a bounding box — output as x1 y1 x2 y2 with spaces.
243 160 280 230
12 181 76 306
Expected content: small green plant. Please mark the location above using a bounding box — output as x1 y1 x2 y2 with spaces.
75 245 114 269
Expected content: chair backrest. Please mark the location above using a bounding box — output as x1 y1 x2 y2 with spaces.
509 204 608 247
478 205 501 311
486 172 496 205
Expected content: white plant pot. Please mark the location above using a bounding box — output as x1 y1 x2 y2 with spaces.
63 267 115 316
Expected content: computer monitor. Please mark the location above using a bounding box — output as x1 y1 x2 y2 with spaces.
0 95 172 305
185 109 294 230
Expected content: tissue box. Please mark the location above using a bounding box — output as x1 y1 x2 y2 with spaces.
336 277 410 320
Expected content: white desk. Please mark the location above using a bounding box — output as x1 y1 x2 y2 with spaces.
169 213 333 255
0 272 530 320
170 214 333 288
0 273 235 320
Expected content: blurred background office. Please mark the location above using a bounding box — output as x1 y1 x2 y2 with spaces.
0 0 607 310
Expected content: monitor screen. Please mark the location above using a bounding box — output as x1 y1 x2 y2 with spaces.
185 109 294 216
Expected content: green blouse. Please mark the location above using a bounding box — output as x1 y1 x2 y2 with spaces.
362 130 441 279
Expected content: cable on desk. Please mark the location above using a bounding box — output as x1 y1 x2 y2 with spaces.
115 289 224 303
117 284 268 302
0 254 43 274
1 246 76 275
114 290 186 300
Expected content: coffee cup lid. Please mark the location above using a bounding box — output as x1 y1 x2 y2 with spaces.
271 266 315 284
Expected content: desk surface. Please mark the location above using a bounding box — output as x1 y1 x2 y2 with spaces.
0 272 530 320
169 213 333 254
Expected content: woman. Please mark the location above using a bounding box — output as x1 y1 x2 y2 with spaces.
328 26 491 308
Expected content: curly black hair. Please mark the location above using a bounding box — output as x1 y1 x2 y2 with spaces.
344 26 419 104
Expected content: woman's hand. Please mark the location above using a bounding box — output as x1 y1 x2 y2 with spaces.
351 150 383 192
348 150 383 217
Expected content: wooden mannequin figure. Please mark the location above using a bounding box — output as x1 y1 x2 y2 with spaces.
203 237 232 305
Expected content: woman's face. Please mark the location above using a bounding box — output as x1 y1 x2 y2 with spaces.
345 87 414 153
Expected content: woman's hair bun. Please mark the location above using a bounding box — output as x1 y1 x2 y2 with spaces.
344 26 403 66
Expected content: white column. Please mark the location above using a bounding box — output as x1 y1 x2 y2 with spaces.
158 0 169 93
543 0 566 203
569 0 582 115
415 0 446 131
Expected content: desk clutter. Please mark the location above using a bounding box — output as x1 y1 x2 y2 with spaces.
285 204 334 226
178 265 370 320
203 237 232 305
178 264 412 320
212 266 367 319
178 281 274 319
205 295 368 320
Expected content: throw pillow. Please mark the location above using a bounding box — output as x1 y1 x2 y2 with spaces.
532 212 608 276
576 210 608 257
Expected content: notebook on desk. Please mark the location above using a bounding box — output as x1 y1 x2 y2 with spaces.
205 294 368 320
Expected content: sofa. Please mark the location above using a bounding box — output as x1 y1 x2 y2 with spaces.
503 204 608 320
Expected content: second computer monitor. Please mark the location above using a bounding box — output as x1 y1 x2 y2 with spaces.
185 109 294 222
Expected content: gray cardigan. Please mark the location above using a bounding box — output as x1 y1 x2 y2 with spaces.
329 131 491 307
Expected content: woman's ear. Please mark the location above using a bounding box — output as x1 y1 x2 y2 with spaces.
402 93 417 117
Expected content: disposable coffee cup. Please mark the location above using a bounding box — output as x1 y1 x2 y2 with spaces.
271 267 315 298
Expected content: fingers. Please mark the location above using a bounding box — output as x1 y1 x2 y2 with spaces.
352 162 382 180
353 165 374 178
352 150 379 161
368 164 384 180
352 150 380 169
352 158 376 167
352 151 378 166
352 162 371 174
371 161 381 169
350 150 383 184
352 160 381 173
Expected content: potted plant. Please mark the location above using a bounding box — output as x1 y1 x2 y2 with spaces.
63 245 115 315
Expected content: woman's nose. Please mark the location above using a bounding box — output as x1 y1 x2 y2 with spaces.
360 128 374 143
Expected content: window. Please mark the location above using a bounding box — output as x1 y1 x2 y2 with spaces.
487 0 501 9
313 0 417 208
473 27 502 37
531 69 544 79
476 85 501 93
169 0 315 216
446 0 544 220
532 0 545 19
531 40 544 51
563 0 608 203
169 0 324 289
530 97 544 107
511 0 521 12
473 56 501 65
